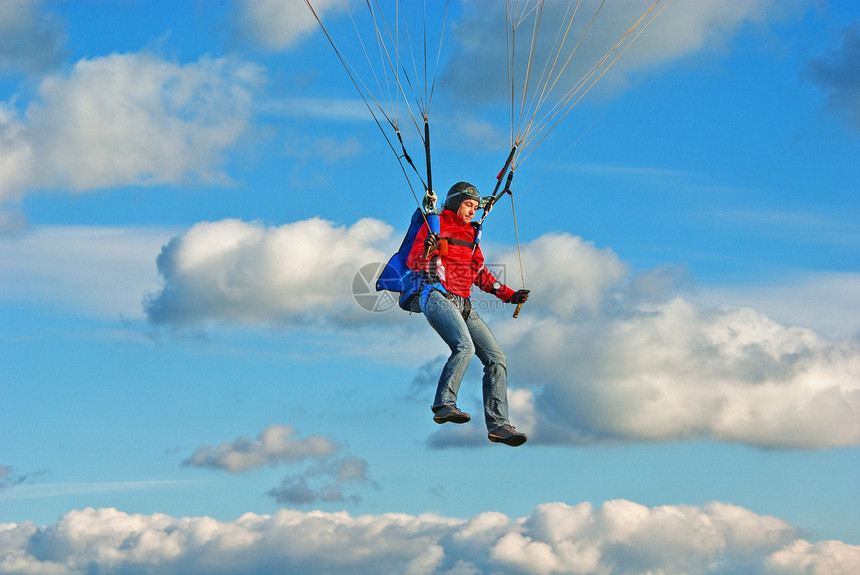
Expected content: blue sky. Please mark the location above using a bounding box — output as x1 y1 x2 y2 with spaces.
1 1 859 573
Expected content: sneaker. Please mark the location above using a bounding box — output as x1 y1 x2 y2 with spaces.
432 404 471 424
488 424 527 447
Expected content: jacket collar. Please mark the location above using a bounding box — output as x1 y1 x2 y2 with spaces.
441 208 468 227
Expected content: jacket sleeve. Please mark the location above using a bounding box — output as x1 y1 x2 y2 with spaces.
472 245 516 302
407 223 430 272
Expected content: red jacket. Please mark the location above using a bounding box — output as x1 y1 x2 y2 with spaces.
407 209 515 302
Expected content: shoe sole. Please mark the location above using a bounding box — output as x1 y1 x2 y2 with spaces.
433 414 470 424
488 434 527 447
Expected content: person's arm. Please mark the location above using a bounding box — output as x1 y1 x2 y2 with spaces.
472 245 517 302
407 224 432 271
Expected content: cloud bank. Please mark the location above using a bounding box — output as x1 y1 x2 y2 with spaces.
1 501 857 575
144 217 860 450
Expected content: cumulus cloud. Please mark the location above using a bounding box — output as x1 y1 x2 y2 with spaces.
144 217 393 326
0 0 65 75
235 0 347 51
499 301 860 449
1 501 857 574
183 425 374 506
807 24 860 132
450 235 860 448
479 232 860 449
432 233 860 450
183 424 337 473
267 456 374 506
510 232 628 319
144 217 860 449
0 51 262 205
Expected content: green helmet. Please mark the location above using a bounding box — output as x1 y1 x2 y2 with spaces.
443 182 480 211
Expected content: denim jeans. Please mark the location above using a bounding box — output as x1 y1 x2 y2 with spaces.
423 289 509 430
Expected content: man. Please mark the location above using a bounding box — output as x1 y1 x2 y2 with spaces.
407 182 530 446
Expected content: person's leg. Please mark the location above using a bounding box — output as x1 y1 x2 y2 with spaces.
465 309 510 431
423 291 474 410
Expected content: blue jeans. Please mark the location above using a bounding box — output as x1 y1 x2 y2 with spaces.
423 290 509 430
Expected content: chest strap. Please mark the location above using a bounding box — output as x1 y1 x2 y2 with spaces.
440 236 476 250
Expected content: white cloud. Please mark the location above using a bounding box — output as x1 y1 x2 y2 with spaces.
0 225 173 319
143 219 623 327
0 51 262 204
436 234 857 450
768 539 860 575
183 425 375 506
514 232 628 319
0 104 33 211
142 217 860 449
183 424 337 473
235 0 347 51
498 298 860 449
144 217 394 326
0 501 857 574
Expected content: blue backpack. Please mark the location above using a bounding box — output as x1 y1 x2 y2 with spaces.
375 208 429 313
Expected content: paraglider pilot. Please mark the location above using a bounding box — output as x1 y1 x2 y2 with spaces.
407 182 530 446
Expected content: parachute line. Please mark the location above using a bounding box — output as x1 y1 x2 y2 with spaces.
507 0 672 169
304 0 430 201
307 0 670 222
307 0 453 208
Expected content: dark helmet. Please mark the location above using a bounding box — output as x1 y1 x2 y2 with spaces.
443 182 481 211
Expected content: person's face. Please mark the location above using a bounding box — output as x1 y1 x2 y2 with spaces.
457 199 479 224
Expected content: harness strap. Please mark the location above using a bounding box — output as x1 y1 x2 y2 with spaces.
440 236 476 250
